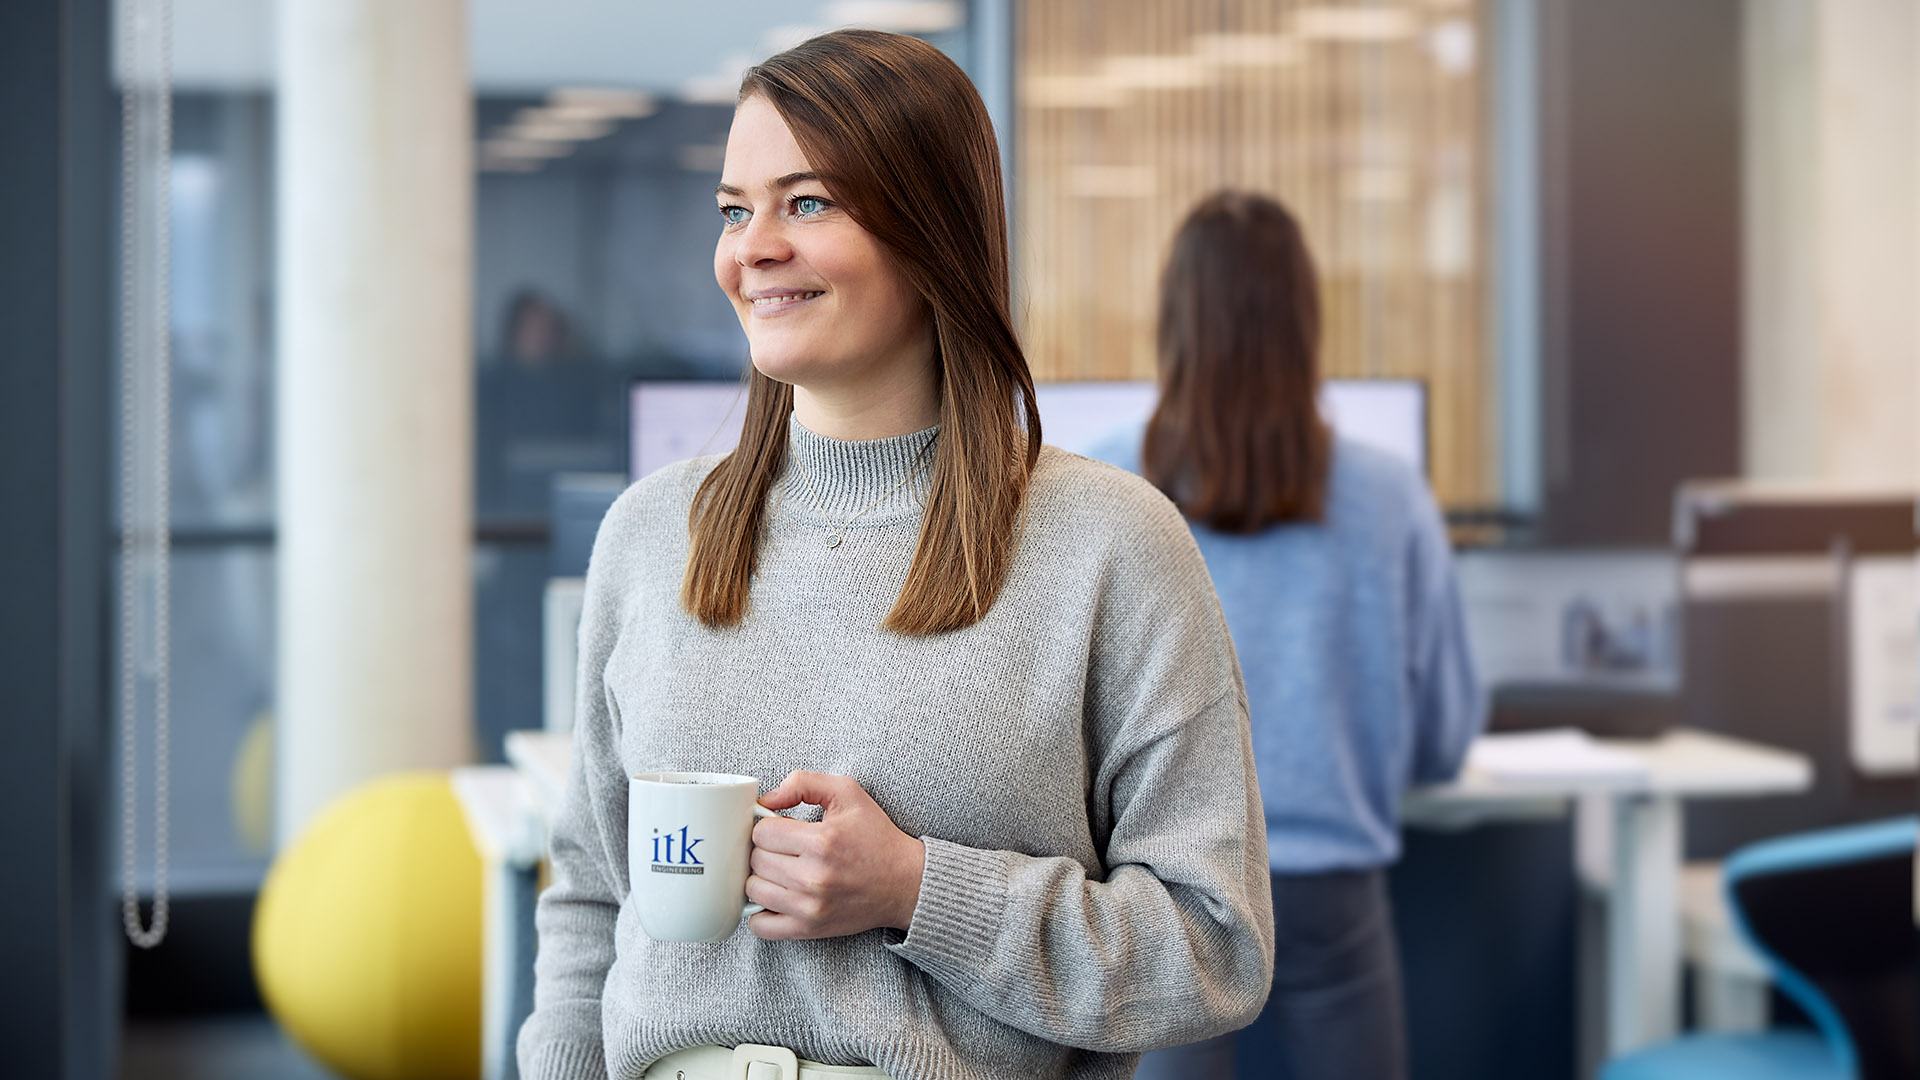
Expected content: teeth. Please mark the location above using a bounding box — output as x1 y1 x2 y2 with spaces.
752 291 823 306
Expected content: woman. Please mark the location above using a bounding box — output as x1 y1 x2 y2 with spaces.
1091 192 1483 1080
516 32 1275 1080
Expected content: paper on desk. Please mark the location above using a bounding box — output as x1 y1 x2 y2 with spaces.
1466 727 1649 783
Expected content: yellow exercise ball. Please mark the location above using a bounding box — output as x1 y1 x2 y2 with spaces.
229 713 274 857
253 772 483 1080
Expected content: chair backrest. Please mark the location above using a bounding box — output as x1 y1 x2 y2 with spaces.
1726 816 1919 1080
1673 487 1917 858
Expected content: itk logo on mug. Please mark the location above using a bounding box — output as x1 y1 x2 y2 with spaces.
629 771 778 941
651 826 706 876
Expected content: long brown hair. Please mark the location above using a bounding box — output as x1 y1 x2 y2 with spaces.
681 30 1041 635
1144 191 1331 532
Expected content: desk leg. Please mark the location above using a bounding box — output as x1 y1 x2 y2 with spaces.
483 859 541 1080
506 862 540 1076
1607 795 1682 1057
1695 967 1770 1033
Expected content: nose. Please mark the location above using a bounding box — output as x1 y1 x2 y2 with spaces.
733 212 792 270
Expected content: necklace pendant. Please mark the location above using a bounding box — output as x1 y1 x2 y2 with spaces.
826 532 844 549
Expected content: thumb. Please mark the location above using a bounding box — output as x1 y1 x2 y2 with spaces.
758 770 849 813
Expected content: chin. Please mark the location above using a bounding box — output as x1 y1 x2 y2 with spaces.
747 343 826 387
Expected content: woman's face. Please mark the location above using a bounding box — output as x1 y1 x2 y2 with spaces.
714 94 930 394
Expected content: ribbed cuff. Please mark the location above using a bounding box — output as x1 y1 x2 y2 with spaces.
520 1039 610 1080
884 836 1009 985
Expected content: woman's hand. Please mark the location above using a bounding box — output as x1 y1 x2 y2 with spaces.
746 770 926 941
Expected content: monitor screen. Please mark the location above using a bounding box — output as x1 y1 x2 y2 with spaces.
629 378 1428 482
627 380 754 482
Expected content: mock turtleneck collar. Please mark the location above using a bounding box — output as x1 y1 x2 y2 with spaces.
781 413 938 522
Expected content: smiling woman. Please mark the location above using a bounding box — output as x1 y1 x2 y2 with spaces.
517 28 1276 1080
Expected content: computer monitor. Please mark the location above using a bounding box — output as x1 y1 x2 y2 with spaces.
1029 379 1429 475
627 380 754 482
629 377 1429 481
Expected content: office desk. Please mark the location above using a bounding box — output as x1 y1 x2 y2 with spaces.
489 728 1811 1071
451 765 546 1080
1404 728 1812 1061
459 731 592 1080
505 729 571 814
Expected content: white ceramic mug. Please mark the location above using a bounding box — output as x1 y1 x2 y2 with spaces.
628 771 780 942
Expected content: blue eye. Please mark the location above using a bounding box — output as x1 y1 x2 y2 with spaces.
719 205 749 226
793 195 829 216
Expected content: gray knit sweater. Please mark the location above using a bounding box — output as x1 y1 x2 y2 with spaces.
517 417 1275 1080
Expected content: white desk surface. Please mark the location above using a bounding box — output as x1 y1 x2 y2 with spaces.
450 764 547 866
504 729 573 815
508 726 1812 824
1410 728 1812 807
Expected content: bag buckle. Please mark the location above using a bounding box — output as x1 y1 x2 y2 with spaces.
728 1043 800 1080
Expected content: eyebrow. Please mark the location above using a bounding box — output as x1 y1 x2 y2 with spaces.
715 171 823 198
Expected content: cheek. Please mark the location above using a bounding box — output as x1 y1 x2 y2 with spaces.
864 267 925 342
815 242 921 337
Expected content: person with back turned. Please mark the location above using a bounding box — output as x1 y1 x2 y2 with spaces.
1090 191 1485 1080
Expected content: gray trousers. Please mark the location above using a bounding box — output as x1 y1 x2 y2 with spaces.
1134 868 1407 1080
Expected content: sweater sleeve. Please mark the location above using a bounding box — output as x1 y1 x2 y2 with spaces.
515 497 634 1080
884 486 1276 1054
1403 483 1486 785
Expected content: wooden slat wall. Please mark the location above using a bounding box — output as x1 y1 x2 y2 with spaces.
1014 0 1495 507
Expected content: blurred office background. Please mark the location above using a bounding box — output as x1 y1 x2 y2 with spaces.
2 0 1913 1078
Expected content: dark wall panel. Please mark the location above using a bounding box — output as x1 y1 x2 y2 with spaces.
1539 0 1744 545
0 0 119 1076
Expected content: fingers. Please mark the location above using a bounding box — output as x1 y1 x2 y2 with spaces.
751 814 816 856
744 872 831 942
749 846 809 889
758 770 857 812
744 871 809 917
747 910 815 941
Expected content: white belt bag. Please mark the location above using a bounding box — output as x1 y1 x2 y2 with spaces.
643 1043 893 1080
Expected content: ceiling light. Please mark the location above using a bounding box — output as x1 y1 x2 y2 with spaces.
1190 33 1304 68
822 1 963 33
506 110 616 142
763 24 829 53
1344 166 1411 202
679 77 741 106
1292 7 1418 42
1101 54 1213 91
1066 164 1157 200
680 53 755 106
481 138 574 160
530 103 624 124
547 87 656 120
1023 75 1127 109
1428 19 1475 73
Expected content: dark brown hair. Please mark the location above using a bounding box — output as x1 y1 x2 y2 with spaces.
1144 191 1331 532
681 30 1041 635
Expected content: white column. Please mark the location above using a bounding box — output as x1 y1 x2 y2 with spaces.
275 0 474 846
1812 0 1919 486
1743 0 1920 487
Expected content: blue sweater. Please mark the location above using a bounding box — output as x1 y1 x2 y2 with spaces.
1087 426 1485 872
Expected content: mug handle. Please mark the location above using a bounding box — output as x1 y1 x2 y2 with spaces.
742 803 781 919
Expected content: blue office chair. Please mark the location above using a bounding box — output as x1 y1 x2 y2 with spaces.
1602 816 1917 1080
